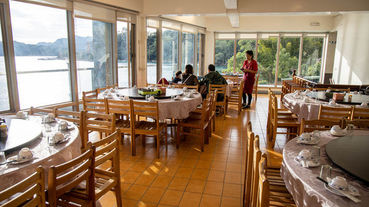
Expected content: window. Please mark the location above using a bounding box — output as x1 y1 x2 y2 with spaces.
278 36 300 84
181 32 194 70
117 21 129 87
257 35 278 86
162 28 178 81
10 1 71 109
301 36 324 83
0 16 9 111
196 33 200 76
147 27 157 84
214 39 234 73
75 18 113 97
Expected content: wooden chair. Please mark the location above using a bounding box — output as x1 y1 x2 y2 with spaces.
82 89 98 99
209 91 217 132
344 119 369 129
82 97 107 114
243 122 255 207
174 84 199 90
131 101 167 158
91 130 122 207
253 73 260 103
227 80 244 113
84 112 116 145
107 99 133 143
55 109 87 150
0 166 45 207
318 105 353 121
268 93 299 149
300 118 343 135
351 107 369 120
177 96 211 152
29 107 55 116
257 153 296 207
209 84 227 119
47 147 96 207
96 85 117 94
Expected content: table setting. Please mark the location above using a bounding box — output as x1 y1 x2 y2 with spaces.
281 126 369 206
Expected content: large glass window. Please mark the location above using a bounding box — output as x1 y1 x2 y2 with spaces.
196 33 200 76
10 1 71 109
278 36 300 84
257 35 278 86
162 28 178 81
75 18 113 96
147 27 157 84
0 17 9 111
117 21 129 87
181 32 194 70
301 36 324 83
214 39 234 73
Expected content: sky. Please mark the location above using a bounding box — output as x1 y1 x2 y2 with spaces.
10 1 91 44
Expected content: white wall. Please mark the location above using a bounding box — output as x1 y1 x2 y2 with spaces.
96 0 143 12
333 13 369 85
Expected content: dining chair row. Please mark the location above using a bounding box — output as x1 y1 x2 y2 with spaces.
0 131 122 207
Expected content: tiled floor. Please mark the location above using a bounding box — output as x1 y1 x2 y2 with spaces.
99 94 287 207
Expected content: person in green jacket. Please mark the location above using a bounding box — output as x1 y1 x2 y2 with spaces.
199 64 227 100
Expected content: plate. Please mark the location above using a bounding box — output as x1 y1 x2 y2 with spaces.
325 183 360 197
294 157 320 168
6 156 35 165
296 137 320 145
49 135 71 145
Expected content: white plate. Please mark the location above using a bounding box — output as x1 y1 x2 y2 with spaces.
296 137 320 145
325 183 360 197
294 157 320 168
7 156 35 165
49 135 71 145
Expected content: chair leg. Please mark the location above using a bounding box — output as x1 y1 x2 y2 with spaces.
200 130 205 152
165 126 168 150
115 177 123 207
176 124 181 149
212 117 215 132
131 133 136 156
156 135 160 159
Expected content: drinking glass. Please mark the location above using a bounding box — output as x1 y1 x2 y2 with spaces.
320 165 332 181
0 152 6 164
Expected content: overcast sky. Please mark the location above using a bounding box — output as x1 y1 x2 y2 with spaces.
10 1 91 44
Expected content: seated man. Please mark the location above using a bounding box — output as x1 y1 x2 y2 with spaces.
200 64 227 100
172 71 182 84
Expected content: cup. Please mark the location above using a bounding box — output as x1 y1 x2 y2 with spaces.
329 176 348 191
320 165 332 181
59 121 68 131
297 149 312 161
299 133 311 142
0 152 5 164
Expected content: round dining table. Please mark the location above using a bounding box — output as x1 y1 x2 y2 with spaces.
0 116 81 191
282 92 369 120
281 130 369 207
99 88 203 120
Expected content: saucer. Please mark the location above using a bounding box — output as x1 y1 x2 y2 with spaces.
49 134 71 145
325 183 360 197
7 156 35 165
294 157 320 168
296 136 320 145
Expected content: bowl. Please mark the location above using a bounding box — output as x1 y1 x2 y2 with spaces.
329 176 348 191
17 148 33 160
298 133 312 142
59 121 68 131
16 111 26 119
52 132 65 143
297 149 312 161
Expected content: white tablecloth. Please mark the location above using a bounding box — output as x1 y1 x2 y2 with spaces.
282 130 369 207
0 116 81 190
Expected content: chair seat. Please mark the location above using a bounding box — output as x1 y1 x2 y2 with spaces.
135 121 165 130
180 117 208 129
266 150 283 169
116 119 130 129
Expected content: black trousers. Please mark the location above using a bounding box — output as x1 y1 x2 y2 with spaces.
242 93 252 105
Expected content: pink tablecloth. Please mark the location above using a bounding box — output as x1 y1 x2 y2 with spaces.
0 116 81 190
282 93 352 120
282 130 369 207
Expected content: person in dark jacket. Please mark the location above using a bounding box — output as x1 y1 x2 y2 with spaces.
172 71 182 84
199 64 227 100
182 64 199 86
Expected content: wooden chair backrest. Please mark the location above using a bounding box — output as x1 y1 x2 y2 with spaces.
96 85 117 94
91 130 120 199
0 166 46 207
82 89 98 99
107 99 132 116
55 110 86 150
174 84 199 90
244 121 255 207
47 147 95 207
300 118 342 134
82 97 107 113
351 107 369 120
253 73 260 94
210 84 227 105
29 107 55 116
132 101 160 129
318 105 353 121
251 135 261 207
270 95 278 126
84 112 116 134
257 153 269 207
344 119 369 129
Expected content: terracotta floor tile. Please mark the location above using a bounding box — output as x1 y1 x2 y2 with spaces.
135 171 157 186
180 159 198 168
185 179 206 193
196 160 212 169
141 187 166 204
204 181 223 196
224 172 242 184
168 177 189 191
137 201 157 207
200 194 221 207
179 192 202 207
211 161 227 171
221 196 241 207
226 163 242 172
151 175 173 189
123 184 147 200
222 183 241 198
122 171 141 184
207 170 225 182
159 190 184 206
159 165 179 177
191 168 209 180
175 167 193 178
122 199 138 206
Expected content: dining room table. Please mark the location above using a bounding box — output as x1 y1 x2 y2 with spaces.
98 87 203 120
0 115 81 191
281 129 369 207
282 91 369 120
